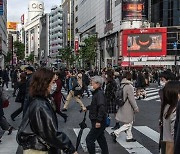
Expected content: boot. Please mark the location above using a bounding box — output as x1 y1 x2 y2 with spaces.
111 123 120 130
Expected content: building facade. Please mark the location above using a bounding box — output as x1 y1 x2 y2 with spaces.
39 13 49 66
151 0 180 27
62 0 74 47
74 0 149 69
0 0 7 68
49 5 63 59
24 0 44 62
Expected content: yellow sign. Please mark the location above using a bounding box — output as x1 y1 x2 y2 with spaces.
7 22 19 30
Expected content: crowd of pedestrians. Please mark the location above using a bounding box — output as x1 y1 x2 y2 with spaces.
0 65 179 153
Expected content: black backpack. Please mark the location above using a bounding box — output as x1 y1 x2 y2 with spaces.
114 83 129 107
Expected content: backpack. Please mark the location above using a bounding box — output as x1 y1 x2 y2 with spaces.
114 83 129 107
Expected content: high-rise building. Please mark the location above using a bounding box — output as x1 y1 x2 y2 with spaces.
0 0 7 68
74 0 150 68
151 0 180 27
24 0 44 62
49 5 63 58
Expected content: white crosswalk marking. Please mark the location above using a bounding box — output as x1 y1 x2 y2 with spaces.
134 126 160 143
73 128 101 153
106 127 153 154
0 130 18 154
143 95 160 101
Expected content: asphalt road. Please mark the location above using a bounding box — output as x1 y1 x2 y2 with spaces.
0 83 161 154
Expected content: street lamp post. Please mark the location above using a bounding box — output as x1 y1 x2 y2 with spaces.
127 41 132 70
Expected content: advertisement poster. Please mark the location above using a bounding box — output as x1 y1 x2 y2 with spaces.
122 0 146 20
122 28 167 57
127 34 162 52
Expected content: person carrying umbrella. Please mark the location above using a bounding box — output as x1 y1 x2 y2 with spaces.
85 76 109 154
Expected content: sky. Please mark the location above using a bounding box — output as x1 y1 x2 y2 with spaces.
7 0 62 22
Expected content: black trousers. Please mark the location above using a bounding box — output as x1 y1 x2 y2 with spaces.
11 103 23 119
0 116 10 130
86 121 109 154
83 85 90 97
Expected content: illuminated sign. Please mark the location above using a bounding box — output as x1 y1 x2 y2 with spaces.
32 3 43 9
122 28 167 57
7 22 19 30
122 0 146 20
21 14 24 25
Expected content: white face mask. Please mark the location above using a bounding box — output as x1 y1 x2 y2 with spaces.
160 81 166 87
50 83 57 94
89 86 95 92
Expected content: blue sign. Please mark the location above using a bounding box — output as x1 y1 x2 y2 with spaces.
173 42 177 49
0 0 3 16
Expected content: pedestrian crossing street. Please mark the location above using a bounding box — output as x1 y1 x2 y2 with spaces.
74 126 160 154
0 125 160 154
61 87 162 102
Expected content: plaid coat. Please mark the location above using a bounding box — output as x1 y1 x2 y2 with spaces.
105 80 117 114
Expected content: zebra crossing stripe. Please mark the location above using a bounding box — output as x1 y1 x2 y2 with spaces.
73 128 101 153
143 95 160 101
106 127 152 154
0 130 18 153
133 126 160 143
146 92 158 97
146 89 159 93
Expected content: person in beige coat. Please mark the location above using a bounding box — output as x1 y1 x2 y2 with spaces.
111 71 139 142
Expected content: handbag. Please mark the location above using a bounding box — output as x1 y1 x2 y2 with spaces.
3 99 9 108
105 114 111 127
23 149 48 154
74 85 83 96
160 141 174 154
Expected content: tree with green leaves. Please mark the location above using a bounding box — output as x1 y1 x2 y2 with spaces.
58 47 75 68
26 53 34 63
78 35 97 69
13 41 25 60
4 51 12 64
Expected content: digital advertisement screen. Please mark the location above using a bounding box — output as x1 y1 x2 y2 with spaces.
121 28 167 57
127 34 162 52
122 0 146 20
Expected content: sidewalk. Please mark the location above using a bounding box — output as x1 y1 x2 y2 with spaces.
0 130 18 154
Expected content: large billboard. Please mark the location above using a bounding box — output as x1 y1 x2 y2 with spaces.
7 22 19 30
122 28 167 57
122 0 146 20
0 0 3 16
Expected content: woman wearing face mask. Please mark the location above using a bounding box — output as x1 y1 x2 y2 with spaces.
159 81 180 154
51 73 68 122
17 68 77 154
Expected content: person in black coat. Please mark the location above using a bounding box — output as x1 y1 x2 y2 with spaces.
2 68 9 90
0 88 14 143
11 73 26 121
17 68 77 154
22 66 34 116
85 76 109 154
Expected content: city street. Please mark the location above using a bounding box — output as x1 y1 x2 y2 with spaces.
0 83 161 154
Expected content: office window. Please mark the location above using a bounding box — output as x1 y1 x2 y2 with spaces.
75 16 78 23
115 0 120 7
105 0 112 22
75 5 78 11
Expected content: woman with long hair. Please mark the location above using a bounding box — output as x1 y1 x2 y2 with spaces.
159 80 180 153
17 68 77 154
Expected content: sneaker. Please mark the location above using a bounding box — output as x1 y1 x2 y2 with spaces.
126 138 136 142
6 88 8 91
62 108 67 112
8 126 14 135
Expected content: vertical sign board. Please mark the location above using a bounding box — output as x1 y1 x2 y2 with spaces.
0 34 2 54
0 0 3 16
74 40 79 54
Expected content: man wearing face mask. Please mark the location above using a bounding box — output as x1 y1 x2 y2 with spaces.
85 76 109 154
22 66 34 116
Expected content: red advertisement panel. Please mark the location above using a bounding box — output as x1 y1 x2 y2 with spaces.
74 40 79 54
122 28 167 57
